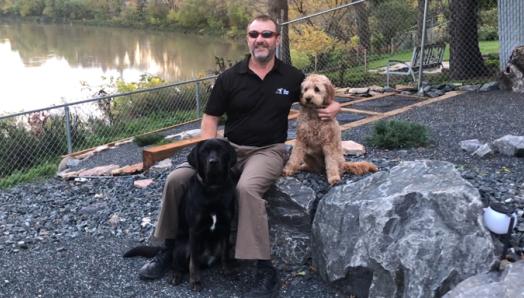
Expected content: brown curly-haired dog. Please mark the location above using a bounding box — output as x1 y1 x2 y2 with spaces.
283 74 378 185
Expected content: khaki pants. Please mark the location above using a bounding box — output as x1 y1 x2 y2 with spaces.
154 141 287 260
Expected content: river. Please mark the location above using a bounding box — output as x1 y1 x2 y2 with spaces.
0 21 246 115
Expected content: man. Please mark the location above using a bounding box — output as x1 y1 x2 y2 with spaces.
140 15 340 297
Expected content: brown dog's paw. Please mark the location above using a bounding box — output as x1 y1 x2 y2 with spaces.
282 166 296 177
327 175 341 185
344 162 378 175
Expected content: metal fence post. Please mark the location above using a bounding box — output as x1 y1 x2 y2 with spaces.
195 80 201 117
417 0 429 95
64 105 73 154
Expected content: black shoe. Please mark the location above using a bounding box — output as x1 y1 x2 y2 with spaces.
138 248 172 280
243 261 280 298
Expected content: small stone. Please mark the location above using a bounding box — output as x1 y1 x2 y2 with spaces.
134 179 154 189
56 247 66 252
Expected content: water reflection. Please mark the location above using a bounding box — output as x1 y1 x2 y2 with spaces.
0 22 246 114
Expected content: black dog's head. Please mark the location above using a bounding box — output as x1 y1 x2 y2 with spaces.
188 138 237 188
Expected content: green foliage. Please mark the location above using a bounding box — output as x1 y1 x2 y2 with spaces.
479 8 498 41
0 114 84 178
133 133 165 147
368 120 429 149
370 0 417 53
0 0 251 35
0 160 57 189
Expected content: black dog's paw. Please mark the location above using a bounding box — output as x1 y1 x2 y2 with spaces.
168 271 183 286
190 281 202 292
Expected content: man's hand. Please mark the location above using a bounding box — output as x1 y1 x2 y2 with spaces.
317 100 341 121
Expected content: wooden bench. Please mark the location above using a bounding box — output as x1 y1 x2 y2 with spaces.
386 42 446 87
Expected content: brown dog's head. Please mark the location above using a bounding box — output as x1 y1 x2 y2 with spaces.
300 74 335 108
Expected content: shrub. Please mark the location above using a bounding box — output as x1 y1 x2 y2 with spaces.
368 120 429 149
133 133 165 147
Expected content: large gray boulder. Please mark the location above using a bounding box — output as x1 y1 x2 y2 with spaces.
492 135 524 157
312 160 497 298
443 260 524 298
265 177 318 265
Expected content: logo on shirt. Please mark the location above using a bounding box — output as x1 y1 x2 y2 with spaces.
275 88 290 95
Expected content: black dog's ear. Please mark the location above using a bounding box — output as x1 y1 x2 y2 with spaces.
187 141 201 169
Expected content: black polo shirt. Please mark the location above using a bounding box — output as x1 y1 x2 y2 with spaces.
205 56 305 146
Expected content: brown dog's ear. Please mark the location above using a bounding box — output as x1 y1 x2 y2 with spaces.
324 81 335 106
187 141 202 169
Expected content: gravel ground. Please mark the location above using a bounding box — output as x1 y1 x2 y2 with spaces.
1 90 523 297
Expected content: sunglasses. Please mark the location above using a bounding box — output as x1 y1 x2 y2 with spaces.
247 31 279 39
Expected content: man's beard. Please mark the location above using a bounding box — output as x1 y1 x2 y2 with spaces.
252 46 275 63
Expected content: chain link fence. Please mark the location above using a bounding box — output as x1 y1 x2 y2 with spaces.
0 0 501 184
0 77 215 181
280 0 499 89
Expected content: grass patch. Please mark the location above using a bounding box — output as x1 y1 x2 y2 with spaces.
367 40 499 70
0 160 58 189
368 120 429 149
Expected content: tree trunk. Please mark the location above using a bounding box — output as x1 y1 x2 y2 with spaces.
448 0 489 79
268 0 291 65
354 0 370 51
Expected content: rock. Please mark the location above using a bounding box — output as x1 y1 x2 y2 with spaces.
151 159 172 169
443 260 524 298
348 88 370 95
369 85 384 93
492 135 524 157
341 140 366 156
78 164 120 176
479 81 499 92
265 177 318 265
473 143 494 158
57 156 81 172
383 86 397 93
498 45 524 93
312 160 496 298
133 179 154 189
426 89 445 97
111 163 144 176
459 85 481 92
460 139 482 153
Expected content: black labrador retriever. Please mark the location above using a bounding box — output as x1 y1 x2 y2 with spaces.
124 138 237 291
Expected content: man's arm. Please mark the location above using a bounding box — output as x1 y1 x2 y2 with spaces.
200 113 220 139
317 100 341 121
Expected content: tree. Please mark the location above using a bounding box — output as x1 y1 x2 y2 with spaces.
268 0 291 64
448 0 489 79
353 0 370 51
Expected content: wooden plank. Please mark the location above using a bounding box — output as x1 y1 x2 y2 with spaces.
143 130 225 170
340 108 383 116
340 91 461 130
339 92 395 107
